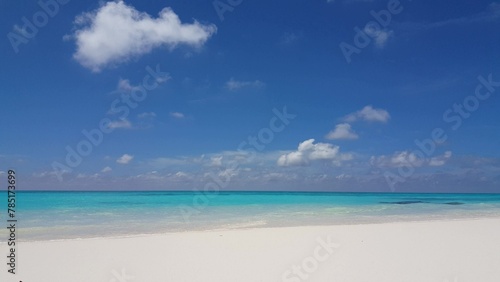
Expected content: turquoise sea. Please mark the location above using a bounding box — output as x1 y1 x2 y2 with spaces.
1 191 500 241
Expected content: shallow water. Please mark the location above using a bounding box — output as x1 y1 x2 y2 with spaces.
1 191 500 241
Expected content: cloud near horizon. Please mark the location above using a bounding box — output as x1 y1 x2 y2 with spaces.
70 1 217 72
370 150 452 168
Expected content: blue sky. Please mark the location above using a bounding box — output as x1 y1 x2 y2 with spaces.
1 0 500 192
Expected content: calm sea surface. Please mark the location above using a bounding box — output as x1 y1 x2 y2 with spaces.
1 191 500 241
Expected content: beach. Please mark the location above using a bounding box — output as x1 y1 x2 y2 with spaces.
1 217 499 282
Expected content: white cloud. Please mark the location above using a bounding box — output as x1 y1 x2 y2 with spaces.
218 168 239 179
110 77 168 97
344 105 390 123
70 1 217 71
117 154 134 164
170 112 185 119
429 151 452 166
391 151 425 167
101 166 112 173
174 171 190 178
225 78 265 91
108 119 132 129
117 78 136 92
371 150 452 168
277 139 351 167
363 24 393 48
335 173 351 180
326 123 358 140
210 156 223 167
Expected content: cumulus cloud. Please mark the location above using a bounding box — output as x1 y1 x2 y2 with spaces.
344 105 390 123
326 123 359 140
277 139 351 167
225 78 265 91
117 154 134 164
70 1 217 71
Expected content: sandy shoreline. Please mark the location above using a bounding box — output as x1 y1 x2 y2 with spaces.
1 217 500 282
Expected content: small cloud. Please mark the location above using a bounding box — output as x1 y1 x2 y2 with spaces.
280 31 302 45
101 166 112 173
117 79 135 92
344 105 390 123
170 112 185 119
174 171 189 178
391 151 425 167
225 78 265 91
117 154 134 164
218 168 239 179
69 1 217 72
108 119 132 129
363 24 393 48
326 123 359 140
429 151 452 166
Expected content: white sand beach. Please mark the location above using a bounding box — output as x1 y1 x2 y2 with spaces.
1 217 500 282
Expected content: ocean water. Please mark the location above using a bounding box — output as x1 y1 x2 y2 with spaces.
1 191 500 241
